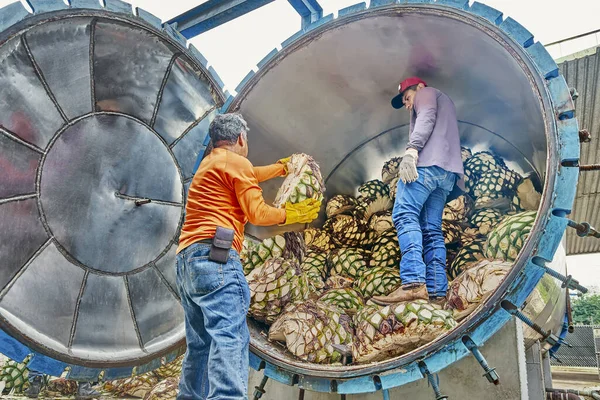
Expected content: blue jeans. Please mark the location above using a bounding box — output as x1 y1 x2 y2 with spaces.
176 243 250 400
392 166 457 297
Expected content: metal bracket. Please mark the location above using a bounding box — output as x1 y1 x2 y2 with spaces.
253 375 269 400
570 87 579 100
579 129 591 142
542 266 588 293
567 220 600 238
501 301 572 349
418 361 448 400
287 0 323 29
579 164 600 172
462 336 500 385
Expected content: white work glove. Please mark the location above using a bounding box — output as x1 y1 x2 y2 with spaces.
398 148 419 184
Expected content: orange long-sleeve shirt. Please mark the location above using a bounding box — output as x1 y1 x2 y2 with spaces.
177 148 287 254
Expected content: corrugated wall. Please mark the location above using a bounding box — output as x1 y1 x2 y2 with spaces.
558 47 600 255
551 325 599 367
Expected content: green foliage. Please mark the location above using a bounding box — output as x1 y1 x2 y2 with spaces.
572 294 600 325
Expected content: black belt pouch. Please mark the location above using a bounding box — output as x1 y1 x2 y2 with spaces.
209 227 235 264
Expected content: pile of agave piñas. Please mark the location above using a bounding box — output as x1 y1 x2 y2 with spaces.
242 149 541 365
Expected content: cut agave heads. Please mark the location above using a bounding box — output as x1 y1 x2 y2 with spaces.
269 300 354 364
274 153 324 207
485 211 536 262
469 208 503 236
247 257 313 324
463 151 506 195
301 251 328 289
368 211 394 236
328 248 370 279
442 195 473 223
354 266 402 299
355 180 393 220
318 287 365 315
381 157 402 184
448 238 486 280
369 231 401 269
446 259 512 320
326 214 377 248
303 228 334 252
326 194 357 218
242 232 305 275
353 300 456 364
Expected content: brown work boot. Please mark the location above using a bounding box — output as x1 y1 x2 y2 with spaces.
429 296 447 308
371 283 429 305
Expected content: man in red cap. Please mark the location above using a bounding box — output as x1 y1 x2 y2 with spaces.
372 77 464 305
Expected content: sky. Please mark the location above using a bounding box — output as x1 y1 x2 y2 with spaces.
0 0 599 285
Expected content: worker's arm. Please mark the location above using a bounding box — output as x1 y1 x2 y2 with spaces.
232 159 286 226
253 164 286 183
407 88 438 151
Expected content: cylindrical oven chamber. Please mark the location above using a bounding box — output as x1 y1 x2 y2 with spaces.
0 0 580 390
226 1 579 390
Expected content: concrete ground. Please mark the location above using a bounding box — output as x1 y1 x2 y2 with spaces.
552 367 600 392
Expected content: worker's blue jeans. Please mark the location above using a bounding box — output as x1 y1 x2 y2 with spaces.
176 243 250 400
392 166 457 297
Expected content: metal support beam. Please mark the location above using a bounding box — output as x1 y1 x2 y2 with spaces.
167 0 276 39
287 0 323 29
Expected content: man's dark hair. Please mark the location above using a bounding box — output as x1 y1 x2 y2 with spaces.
208 113 249 146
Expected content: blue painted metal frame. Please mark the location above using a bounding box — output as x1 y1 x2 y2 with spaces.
0 0 581 393
167 0 276 39
224 0 580 394
288 0 323 28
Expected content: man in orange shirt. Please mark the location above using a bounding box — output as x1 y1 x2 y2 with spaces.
176 113 320 400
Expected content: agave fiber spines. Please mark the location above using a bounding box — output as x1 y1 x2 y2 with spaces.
446 259 512 320
354 266 402 299
247 257 309 324
448 238 486 280
274 153 325 207
369 231 401 269
104 373 159 398
268 300 354 364
469 208 503 235
485 211 536 262
154 355 184 379
326 194 357 218
319 287 365 315
304 228 333 252
143 377 179 400
328 248 370 279
353 300 456 363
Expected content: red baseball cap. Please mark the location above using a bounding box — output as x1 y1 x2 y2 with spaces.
391 77 427 109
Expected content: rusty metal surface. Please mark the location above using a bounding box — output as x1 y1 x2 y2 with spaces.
559 48 600 255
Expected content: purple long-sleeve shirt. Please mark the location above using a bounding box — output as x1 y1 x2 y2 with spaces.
407 87 464 187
